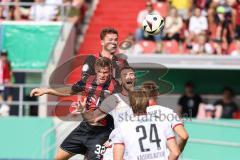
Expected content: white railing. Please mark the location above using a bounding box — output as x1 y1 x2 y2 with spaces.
0 83 61 116
0 2 72 21
127 54 240 70
2 83 239 117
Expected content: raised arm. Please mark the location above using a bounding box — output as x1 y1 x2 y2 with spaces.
30 86 73 97
30 78 87 97
81 55 96 81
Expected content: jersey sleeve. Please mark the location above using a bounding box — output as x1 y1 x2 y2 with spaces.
109 127 118 140
171 112 184 129
81 55 96 81
99 94 118 113
111 126 124 144
123 58 129 67
112 80 121 93
71 80 85 94
165 124 175 140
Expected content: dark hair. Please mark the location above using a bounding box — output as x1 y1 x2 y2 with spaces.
235 37 240 41
185 81 194 88
100 28 118 40
1 51 8 56
223 87 235 96
120 66 134 74
95 57 112 71
129 89 149 114
141 81 158 98
146 1 153 7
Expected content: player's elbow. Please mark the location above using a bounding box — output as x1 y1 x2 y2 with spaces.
180 131 189 141
85 114 99 123
173 150 181 159
93 117 99 123
176 127 189 141
169 149 180 160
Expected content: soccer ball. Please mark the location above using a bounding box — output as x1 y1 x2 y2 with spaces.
142 14 164 35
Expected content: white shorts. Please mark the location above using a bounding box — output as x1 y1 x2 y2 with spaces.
0 104 9 116
102 146 113 160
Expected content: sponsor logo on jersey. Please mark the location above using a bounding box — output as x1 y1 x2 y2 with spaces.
82 64 89 72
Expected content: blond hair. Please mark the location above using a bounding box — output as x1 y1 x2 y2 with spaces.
141 81 159 98
129 89 149 114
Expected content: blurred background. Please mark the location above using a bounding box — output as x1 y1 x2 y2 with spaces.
0 0 240 159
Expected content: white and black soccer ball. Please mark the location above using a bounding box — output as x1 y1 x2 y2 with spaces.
142 14 164 35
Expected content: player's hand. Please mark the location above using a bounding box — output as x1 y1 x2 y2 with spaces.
30 88 48 97
103 139 112 148
78 96 87 112
70 101 85 114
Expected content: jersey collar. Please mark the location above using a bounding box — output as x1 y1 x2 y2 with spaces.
99 52 117 61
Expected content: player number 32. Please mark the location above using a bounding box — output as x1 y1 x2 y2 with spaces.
95 144 106 155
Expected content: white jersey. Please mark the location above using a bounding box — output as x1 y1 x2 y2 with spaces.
109 93 133 129
112 115 175 160
103 94 133 160
146 105 183 129
147 105 184 160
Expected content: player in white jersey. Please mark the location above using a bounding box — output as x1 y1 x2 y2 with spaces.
102 93 133 160
112 89 180 160
141 81 189 152
80 69 188 159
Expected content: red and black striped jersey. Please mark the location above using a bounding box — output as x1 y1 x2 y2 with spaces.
71 75 121 110
81 54 129 81
71 75 120 126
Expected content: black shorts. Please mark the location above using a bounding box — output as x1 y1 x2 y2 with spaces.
60 121 112 160
0 87 12 99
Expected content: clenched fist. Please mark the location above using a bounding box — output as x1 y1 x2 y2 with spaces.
30 88 48 97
